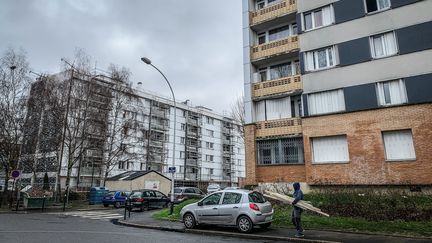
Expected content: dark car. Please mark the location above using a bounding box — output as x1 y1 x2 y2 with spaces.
102 191 130 208
171 187 205 204
129 189 170 211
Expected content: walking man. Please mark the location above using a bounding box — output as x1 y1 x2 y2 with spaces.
291 182 304 238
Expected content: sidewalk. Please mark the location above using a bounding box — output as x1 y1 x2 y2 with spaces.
118 210 431 243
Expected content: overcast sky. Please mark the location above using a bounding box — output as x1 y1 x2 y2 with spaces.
0 0 243 114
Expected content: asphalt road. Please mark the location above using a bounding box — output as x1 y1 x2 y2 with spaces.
0 210 284 243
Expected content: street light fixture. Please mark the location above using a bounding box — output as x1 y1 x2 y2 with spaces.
140 57 176 214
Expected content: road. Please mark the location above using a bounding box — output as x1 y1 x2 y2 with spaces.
0 210 284 243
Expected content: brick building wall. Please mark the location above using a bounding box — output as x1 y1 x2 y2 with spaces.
244 125 257 185
302 103 432 185
256 165 306 183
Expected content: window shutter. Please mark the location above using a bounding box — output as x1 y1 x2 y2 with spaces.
312 136 349 163
383 130 416 160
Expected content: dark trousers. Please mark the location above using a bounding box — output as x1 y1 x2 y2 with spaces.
291 209 303 234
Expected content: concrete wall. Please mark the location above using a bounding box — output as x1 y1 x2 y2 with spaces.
302 103 432 185
302 49 432 93
299 0 432 51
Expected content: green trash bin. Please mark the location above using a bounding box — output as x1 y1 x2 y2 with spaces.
23 193 53 209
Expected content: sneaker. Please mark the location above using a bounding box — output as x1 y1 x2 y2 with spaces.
295 233 304 238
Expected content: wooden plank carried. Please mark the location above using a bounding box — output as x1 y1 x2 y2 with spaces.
264 190 330 217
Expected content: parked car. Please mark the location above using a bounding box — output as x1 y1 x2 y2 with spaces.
129 189 170 211
207 184 221 194
102 191 130 208
171 187 205 204
180 190 273 233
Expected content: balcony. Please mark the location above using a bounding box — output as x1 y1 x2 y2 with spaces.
255 117 302 138
253 75 302 99
186 159 198 167
250 0 297 26
251 36 299 62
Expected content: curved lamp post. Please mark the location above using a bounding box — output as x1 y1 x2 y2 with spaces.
140 57 176 214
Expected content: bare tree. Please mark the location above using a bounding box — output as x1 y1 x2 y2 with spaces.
101 64 140 185
230 95 245 139
0 47 31 206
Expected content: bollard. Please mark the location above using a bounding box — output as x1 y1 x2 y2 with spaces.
124 201 127 220
42 196 46 212
63 193 67 212
169 201 174 215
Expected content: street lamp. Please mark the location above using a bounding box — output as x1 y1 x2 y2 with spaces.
140 57 176 214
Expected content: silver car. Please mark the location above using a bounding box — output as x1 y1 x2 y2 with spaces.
180 190 273 233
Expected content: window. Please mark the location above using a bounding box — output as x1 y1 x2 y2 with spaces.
248 192 266 203
370 31 397 58
311 135 349 163
304 46 336 71
256 0 280 10
202 192 222 205
181 123 186 131
303 5 334 31
185 188 195 193
180 151 185 159
222 193 242 204
206 142 214 149
118 161 126 169
206 155 214 162
365 0 391 13
206 129 214 137
209 168 214 175
268 25 290 42
206 116 214 125
258 32 266 45
257 137 304 165
254 97 291 122
383 130 416 160
308 89 345 115
376 80 407 106
180 137 185 144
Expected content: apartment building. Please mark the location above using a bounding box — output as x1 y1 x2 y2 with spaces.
243 0 432 190
19 70 245 191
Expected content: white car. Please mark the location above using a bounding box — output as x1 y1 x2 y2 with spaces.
206 184 221 194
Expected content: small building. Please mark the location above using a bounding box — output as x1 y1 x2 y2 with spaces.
105 170 171 195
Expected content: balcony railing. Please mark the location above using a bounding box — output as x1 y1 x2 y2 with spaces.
251 36 298 61
250 0 297 26
253 75 302 98
255 117 302 138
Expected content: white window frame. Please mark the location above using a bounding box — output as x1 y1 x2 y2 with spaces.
255 22 297 45
311 135 350 163
370 31 398 59
376 79 407 106
364 0 391 14
302 5 335 31
307 89 345 115
304 46 337 72
382 129 416 161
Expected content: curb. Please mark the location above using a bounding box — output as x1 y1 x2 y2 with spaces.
117 220 340 243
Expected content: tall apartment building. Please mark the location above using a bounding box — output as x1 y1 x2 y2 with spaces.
20 70 245 191
243 0 432 190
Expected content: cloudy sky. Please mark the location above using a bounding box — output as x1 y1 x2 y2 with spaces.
0 0 244 114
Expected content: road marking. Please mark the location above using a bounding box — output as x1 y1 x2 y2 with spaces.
49 210 123 221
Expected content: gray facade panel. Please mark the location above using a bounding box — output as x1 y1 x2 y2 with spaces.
299 52 305 74
338 37 371 66
397 21 432 55
334 0 365 24
391 0 422 8
296 13 303 34
405 73 432 104
302 94 309 117
343 83 378 112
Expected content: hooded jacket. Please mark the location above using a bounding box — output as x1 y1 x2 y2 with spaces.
292 182 304 211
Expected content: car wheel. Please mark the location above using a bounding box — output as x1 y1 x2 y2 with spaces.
140 203 149 212
237 216 253 233
114 201 121 208
183 213 196 229
259 222 271 229
103 204 109 207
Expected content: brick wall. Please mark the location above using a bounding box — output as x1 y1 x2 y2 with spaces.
244 125 257 185
256 165 306 183
302 104 432 185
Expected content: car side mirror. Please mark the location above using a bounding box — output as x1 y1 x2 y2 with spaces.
198 201 203 206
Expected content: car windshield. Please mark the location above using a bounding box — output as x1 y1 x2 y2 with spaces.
248 191 266 203
174 188 182 193
105 192 115 197
208 185 219 189
130 192 142 198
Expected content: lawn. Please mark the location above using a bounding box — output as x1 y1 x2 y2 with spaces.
152 193 432 237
